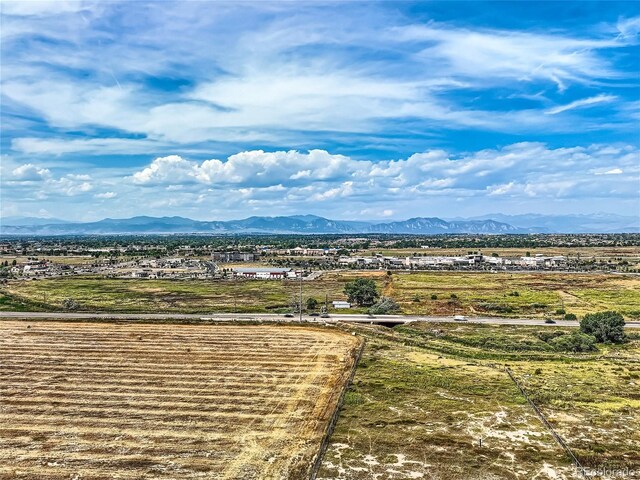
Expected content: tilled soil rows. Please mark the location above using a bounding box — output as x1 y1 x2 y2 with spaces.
0 321 361 479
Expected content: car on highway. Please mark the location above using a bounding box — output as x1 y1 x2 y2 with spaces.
284 313 295 318
454 315 467 321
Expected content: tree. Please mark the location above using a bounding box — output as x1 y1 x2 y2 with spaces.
580 311 627 344
306 297 318 311
344 278 379 306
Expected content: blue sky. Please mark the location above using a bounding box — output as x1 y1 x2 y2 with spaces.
1 0 639 221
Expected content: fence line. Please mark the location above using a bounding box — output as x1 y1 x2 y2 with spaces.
505 367 586 477
309 337 366 480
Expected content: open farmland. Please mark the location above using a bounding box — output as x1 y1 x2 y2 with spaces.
386 271 640 319
3 271 639 319
0 321 361 479
0 272 385 314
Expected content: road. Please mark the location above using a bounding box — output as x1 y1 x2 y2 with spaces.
1 311 639 328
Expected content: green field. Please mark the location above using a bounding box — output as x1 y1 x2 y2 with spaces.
2 271 639 319
318 322 640 479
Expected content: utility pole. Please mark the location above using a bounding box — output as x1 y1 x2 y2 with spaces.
299 270 303 322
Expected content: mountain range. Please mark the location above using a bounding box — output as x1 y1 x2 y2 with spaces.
1 213 637 235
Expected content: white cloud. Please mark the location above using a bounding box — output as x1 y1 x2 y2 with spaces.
0 1 89 17
128 143 639 205
2 6 636 147
545 94 618 115
11 163 51 180
394 24 621 91
95 191 117 198
4 142 637 220
11 137 171 155
595 168 623 175
132 150 361 187
617 16 640 39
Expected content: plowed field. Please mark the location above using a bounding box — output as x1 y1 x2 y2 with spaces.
0 321 361 479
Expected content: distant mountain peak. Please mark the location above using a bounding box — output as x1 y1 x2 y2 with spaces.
1 213 636 235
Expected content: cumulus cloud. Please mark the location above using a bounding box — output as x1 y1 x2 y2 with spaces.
132 150 361 187
4 142 637 219
11 163 51 181
128 143 639 205
7 164 93 197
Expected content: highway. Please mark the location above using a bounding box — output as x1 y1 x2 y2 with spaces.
1 311 639 328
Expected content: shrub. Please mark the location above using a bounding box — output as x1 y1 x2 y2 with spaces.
507 291 520 297
450 293 458 299
477 302 513 313
305 297 318 311
368 297 401 315
62 298 79 310
412 294 421 303
430 294 438 300
530 303 548 309
555 308 566 315
564 313 577 321
580 311 627 344
537 330 565 343
550 331 597 353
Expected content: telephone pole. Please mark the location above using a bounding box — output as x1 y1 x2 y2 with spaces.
299 270 303 322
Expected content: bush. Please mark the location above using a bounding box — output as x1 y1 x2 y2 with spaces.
555 308 566 315
62 298 79 310
477 302 513 313
550 331 597 353
368 297 401 315
580 311 627 344
430 294 438 300
305 297 318 311
564 313 577 321
450 293 458 299
412 294 421 303
507 291 520 297
537 330 565 343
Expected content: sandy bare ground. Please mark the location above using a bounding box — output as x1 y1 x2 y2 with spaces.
0 321 361 479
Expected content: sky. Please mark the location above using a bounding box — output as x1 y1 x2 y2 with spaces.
1 0 639 222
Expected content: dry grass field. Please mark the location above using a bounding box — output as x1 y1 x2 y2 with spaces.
0 321 361 480
318 322 640 480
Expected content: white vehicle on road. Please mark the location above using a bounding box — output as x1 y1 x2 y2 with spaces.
454 315 467 321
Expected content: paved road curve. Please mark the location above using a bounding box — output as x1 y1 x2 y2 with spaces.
1 311 639 328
